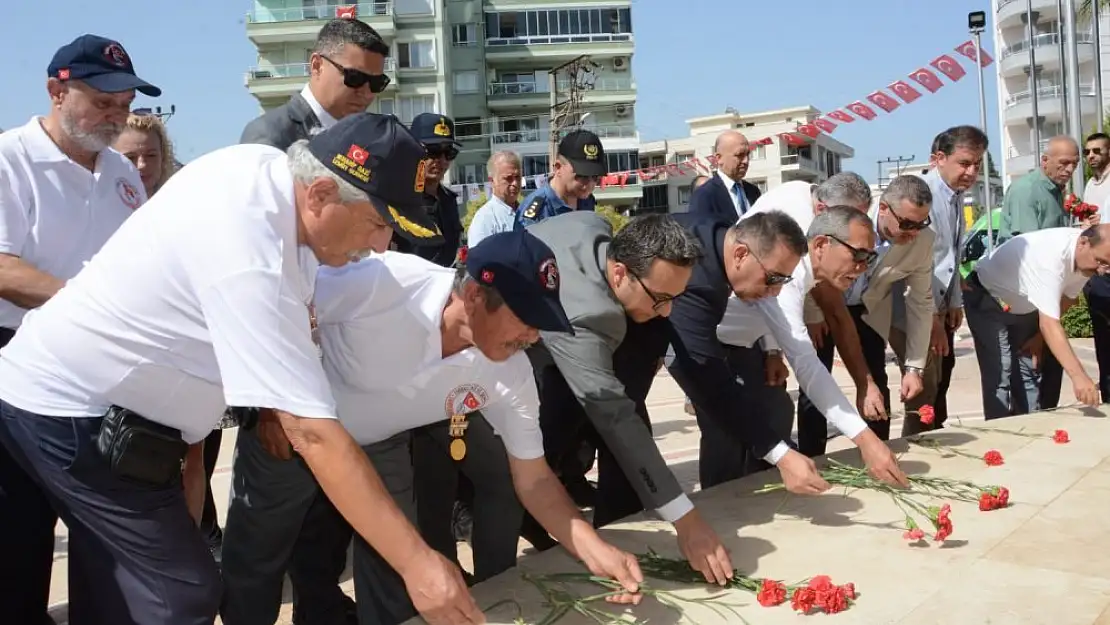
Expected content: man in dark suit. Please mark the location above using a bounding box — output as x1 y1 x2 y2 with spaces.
240 17 391 150
233 15 391 625
688 130 761 221
396 113 463 266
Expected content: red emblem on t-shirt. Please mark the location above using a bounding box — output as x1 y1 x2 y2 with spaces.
116 178 141 210
463 392 480 410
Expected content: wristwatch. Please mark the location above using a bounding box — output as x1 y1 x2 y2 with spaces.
765 349 783 358
904 366 924 376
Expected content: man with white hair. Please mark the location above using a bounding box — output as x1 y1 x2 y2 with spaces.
466 150 523 245
0 34 157 624
0 114 480 624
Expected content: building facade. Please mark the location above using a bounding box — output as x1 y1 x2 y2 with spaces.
244 0 641 208
871 161 1003 214
993 0 1108 186
636 107 854 214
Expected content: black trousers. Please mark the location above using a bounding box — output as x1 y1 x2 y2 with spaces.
846 305 893 441
796 334 837 457
200 427 223 546
0 327 58 625
1090 290 1110 403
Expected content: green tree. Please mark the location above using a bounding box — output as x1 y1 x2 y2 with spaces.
460 194 487 235
1063 293 1094 338
595 204 629 233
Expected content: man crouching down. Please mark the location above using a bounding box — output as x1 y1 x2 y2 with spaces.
221 229 643 625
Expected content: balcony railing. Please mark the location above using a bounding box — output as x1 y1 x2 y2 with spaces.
1001 32 1095 58
492 129 545 144
249 2 392 23
486 33 632 47
488 81 547 96
490 124 636 145
249 58 396 80
555 77 634 92
1005 83 1097 106
1006 137 1054 158
781 154 816 168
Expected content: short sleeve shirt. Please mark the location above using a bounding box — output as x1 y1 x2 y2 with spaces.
975 227 1087 318
314 253 543 459
0 117 143 328
0 144 334 443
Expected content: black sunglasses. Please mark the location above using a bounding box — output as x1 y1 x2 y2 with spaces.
630 272 677 310
884 202 931 231
742 245 794 286
1086 147 1104 155
426 145 459 160
320 55 391 93
828 235 879 266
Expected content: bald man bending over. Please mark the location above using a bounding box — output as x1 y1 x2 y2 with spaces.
998 135 1082 243
689 130 760 221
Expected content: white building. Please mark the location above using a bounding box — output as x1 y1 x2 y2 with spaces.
993 0 1108 185
636 106 854 214
872 161 1003 212
244 0 641 207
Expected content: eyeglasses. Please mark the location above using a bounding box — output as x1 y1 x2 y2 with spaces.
1086 147 1105 156
828 235 879 266
320 55 391 93
885 202 932 231
630 272 677 310
426 145 459 160
742 245 794 286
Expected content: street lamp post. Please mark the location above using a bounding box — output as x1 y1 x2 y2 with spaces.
1063 0 1086 193
969 11 995 254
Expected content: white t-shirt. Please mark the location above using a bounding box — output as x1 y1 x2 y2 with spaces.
314 252 544 459
1084 173 1110 220
976 227 1088 319
742 180 817 231
0 144 335 443
0 117 143 328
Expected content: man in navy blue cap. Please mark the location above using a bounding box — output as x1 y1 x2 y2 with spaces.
0 33 158 624
397 113 464 267
0 112 449 624
222 230 647 625
514 129 606 229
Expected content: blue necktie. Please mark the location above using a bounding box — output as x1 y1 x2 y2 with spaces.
732 182 747 215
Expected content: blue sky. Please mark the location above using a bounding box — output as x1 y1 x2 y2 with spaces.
0 0 1000 182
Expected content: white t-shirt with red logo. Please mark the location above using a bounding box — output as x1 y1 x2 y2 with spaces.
314 252 543 459
0 116 144 328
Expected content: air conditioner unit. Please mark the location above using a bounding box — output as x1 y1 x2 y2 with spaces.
615 104 631 117
612 56 629 71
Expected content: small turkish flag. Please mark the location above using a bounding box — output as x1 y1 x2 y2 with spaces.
779 133 807 147
846 101 877 120
347 144 369 165
889 80 922 103
930 54 967 81
336 5 357 18
813 118 837 133
827 110 855 123
463 392 480 410
909 67 945 93
955 40 994 67
866 90 900 113
796 124 820 138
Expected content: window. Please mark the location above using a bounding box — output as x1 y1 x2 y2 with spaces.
452 23 477 46
605 151 639 177
649 155 665 168
642 185 668 211
459 163 487 184
677 186 692 206
453 70 480 94
375 99 395 116
395 0 434 16
394 95 436 124
523 155 549 178
456 117 482 138
397 41 435 69
750 145 765 160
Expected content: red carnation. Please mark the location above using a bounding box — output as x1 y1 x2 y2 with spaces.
917 405 935 425
790 587 816 614
983 450 1004 466
1053 429 1070 444
457 246 468 264
756 579 787 607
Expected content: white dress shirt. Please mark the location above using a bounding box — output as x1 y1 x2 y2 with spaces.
715 169 749 218
975 227 1088 319
300 85 339 130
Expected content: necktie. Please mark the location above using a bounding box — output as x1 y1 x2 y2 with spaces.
732 182 747 215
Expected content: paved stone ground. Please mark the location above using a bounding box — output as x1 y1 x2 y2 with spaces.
44 332 1105 624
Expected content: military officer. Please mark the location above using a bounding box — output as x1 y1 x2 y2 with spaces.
514 129 606 229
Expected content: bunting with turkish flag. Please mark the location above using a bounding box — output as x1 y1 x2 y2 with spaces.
779 133 807 147
954 40 994 67
908 67 945 93
813 118 837 133
827 110 856 123
796 124 821 138
866 91 900 113
888 80 922 103
336 5 357 18
930 54 967 81
846 101 878 120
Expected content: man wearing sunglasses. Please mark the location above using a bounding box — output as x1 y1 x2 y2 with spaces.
395 113 464 267
515 129 605 229
1083 133 1110 405
241 18 391 150
700 207 908 490
842 175 937 441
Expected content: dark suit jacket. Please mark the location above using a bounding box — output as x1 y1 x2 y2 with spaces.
664 212 782 458
687 174 761 222
392 185 462 268
240 93 322 149
526 212 682 516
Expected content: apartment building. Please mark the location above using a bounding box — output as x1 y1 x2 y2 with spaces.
637 107 854 214
244 0 640 208
993 0 1109 185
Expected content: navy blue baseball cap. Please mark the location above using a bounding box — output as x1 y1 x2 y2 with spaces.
48 35 161 97
466 230 573 334
308 112 445 246
410 113 461 147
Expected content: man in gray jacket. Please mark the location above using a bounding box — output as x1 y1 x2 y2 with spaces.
525 211 735 586
240 17 391 150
